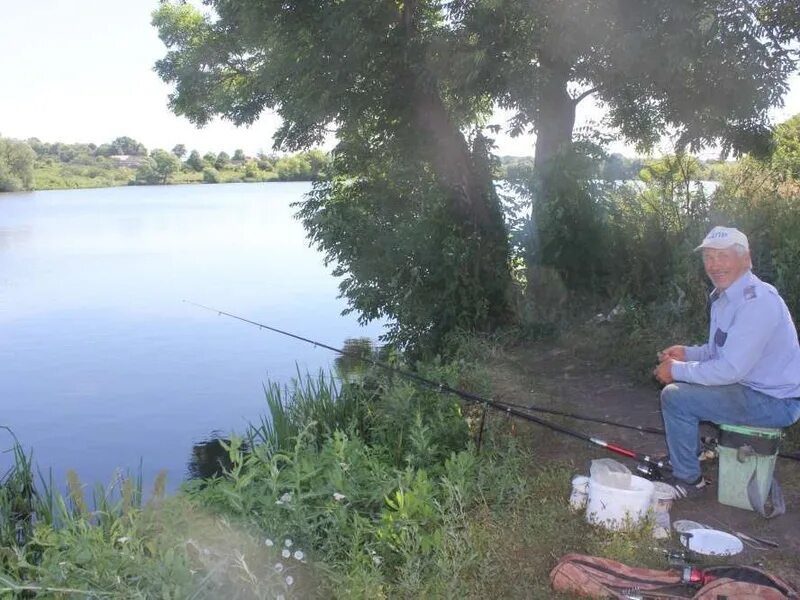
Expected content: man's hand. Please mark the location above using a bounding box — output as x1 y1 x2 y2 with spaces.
653 358 675 385
657 345 686 362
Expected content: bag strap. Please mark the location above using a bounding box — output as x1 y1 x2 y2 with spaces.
701 565 798 598
746 455 785 518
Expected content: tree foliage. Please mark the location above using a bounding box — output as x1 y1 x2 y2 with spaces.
134 149 181 185
171 143 187 159
772 113 800 180
153 0 514 351
462 0 799 288
103 136 147 156
460 0 799 161
0 136 35 192
214 151 230 170
185 149 204 172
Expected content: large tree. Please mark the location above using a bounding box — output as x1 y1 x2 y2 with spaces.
463 0 799 169
456 0 799 282
153 0 514 350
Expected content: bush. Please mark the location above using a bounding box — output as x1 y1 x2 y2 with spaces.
203 167 221 183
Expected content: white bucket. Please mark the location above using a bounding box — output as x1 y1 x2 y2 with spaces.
586 474 654 530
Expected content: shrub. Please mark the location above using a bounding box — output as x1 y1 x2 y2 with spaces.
203 167 221 183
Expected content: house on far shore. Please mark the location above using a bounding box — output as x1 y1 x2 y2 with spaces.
110 155 148 168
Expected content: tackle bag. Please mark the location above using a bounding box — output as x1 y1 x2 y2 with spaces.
550 553 798 599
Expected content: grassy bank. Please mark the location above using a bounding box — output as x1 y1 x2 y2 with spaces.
1 352 675 598
4 327 798 597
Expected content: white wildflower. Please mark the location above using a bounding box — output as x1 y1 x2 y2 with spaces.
285 575 294 586
284 538 293 548
116 536 130 544
279 492 292 503
282 548 291 558
372 554 383 566
293 550 304 561
274 562 284 573
264 538 274 547
333 492 346 502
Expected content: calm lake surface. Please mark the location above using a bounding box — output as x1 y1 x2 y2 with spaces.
0 182 384 491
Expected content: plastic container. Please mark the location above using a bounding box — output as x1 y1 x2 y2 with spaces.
717 425 782 511
651 482 675 539
570 475 590 511
590 458 631 489
586 474 654 530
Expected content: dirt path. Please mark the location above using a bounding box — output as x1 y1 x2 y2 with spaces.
484 341 800 587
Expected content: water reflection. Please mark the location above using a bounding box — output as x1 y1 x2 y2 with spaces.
187 338 382 483
334 337 379 380
187 433 247 480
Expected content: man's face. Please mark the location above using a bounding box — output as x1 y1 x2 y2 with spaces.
702 247 750 291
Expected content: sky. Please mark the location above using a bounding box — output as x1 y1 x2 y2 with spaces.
1 0 798 158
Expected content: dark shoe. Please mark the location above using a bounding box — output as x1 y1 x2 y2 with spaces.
662 475 708 500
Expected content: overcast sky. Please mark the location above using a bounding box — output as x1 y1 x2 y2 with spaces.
1 0 798 158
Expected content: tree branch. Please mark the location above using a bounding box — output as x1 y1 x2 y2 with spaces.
572 85 601 105
741 0 788 53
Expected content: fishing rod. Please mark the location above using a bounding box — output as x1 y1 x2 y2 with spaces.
182 300 659 434
488 397 665 435
184 300 672 477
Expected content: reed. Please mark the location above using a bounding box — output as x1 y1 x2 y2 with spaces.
0 428 45 545
248 369 367 454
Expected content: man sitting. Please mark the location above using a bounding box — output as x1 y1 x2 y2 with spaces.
654 226 800 499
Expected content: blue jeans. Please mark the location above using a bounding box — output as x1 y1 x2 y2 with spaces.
660 383 800 481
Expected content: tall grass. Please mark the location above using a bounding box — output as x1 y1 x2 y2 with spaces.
249 369 370 454
0 429 38 546
0 427 152 538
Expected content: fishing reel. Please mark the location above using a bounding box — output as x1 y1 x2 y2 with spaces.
655 547 705 584
635 460 667 481
662 547 692 569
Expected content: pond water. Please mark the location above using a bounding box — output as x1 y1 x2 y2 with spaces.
0 182 384 491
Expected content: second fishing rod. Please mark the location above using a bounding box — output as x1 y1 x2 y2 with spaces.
185 301 673 478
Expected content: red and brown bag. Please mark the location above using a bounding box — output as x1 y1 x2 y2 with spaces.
550 553 798 599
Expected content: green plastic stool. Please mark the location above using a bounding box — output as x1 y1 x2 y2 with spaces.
717 424 782 514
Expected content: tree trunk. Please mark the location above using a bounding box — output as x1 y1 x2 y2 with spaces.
527 61 577 291
409 84 514 328
533 65 576 175
399 0 512 330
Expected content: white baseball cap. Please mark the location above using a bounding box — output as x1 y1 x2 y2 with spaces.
695 226 749 252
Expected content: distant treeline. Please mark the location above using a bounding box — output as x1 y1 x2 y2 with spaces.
0 134 330 192
0 133 746 194
497 153 735 182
